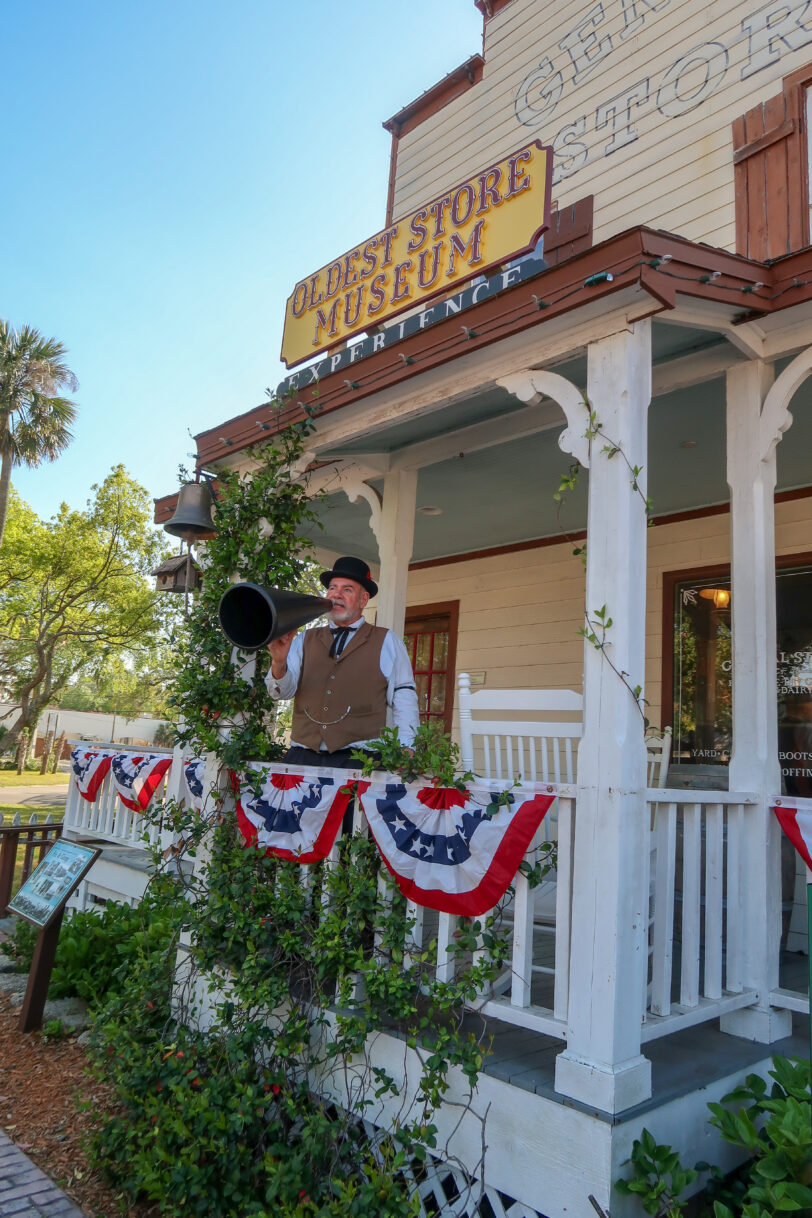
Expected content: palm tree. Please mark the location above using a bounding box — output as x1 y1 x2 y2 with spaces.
0 320 78 545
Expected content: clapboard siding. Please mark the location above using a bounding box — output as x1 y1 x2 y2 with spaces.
391 0 812 254
406 496 812 739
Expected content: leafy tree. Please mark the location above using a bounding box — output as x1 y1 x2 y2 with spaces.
0 467 173 755
0 320 78 546
60 650 174 718
170 415 323 767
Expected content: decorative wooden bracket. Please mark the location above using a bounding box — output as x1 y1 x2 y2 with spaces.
341 478 383 545
759 345 812 462
498 369 591 467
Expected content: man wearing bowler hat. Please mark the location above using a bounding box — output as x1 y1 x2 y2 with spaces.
266 556 419 769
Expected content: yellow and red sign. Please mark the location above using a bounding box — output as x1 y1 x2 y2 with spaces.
280 140 552 369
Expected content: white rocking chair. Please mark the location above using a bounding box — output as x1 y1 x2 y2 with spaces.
455 674 673 1007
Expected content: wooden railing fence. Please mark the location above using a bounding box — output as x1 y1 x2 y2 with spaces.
0 813 63 915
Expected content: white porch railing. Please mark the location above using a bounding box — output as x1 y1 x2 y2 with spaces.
643 789 763 1040
77 748 802 1049
230 771 807 1045
411 787 807 1040
64 742 177 852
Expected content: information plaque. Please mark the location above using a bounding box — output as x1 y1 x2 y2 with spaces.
9 838 100 930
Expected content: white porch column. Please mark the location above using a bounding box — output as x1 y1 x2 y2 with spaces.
722 359 792 1041
373 468 417 633
554 320 653 1113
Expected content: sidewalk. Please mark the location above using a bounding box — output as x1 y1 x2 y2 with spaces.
0 1130 86 1217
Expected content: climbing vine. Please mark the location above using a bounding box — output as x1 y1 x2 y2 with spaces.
169 403 323 768
88 404 531 1216
555 399 652 725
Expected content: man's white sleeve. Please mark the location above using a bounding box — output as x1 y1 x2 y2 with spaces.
382 632 419 746
265 632 304 701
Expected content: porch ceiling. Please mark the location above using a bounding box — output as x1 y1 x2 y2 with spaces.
318 322 726 461
308 344 812 565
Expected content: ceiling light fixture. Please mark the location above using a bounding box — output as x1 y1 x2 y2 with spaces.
699 587 730 609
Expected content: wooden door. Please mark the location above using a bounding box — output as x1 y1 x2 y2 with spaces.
403 602 459 734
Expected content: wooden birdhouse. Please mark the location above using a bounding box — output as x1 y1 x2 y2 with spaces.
151 553 201 594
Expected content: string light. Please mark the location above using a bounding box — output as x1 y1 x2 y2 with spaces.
200 256 812 460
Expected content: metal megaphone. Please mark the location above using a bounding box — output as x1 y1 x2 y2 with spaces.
217 583 333 650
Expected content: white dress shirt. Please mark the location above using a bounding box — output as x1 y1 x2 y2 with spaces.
266 617 419 749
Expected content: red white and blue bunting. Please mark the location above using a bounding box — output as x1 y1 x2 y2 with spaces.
70 747 116 802
773 803 812 870
234 767 355 863
184 758 206 811
232 764 556 914
111 753 173 812
357 780 555 916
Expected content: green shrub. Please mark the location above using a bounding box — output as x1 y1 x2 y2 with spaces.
615 1054 811 1217
351 722 473 790
41 1018 67 1042
615 1127 698 1216
9 882 179 1008
708 1055 811 1217
85 419 510 1216
86 813 505 1218
7 917 38 968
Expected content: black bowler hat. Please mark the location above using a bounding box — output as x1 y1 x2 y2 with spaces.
320 556 378 598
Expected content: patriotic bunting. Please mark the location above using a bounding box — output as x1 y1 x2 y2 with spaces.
231 763 557 913
234 765 358 863
70 747 116 802
184 758 206 811
357 781 556 916
111 752 173 812
773 803 812 870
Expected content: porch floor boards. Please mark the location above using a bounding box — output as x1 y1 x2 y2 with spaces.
477 1010 809 1123
471 956 809 1124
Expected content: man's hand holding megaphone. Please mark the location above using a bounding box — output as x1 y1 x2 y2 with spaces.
268 630 298 680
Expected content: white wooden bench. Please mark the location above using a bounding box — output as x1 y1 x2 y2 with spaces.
458 671 671 790
458 672 582 788
455 674 673 1006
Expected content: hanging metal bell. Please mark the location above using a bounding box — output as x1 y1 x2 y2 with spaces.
163 482 217 540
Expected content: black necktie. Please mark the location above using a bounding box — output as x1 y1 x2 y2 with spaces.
329 626 355 657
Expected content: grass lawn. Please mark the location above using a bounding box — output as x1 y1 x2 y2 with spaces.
0 771 70 786
0 806 65 897
0 805 63 821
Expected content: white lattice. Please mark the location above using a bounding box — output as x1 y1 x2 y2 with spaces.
410 1154 548 1218
360 1122 548 1218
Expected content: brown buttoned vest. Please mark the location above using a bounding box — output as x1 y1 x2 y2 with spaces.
290 621 388 751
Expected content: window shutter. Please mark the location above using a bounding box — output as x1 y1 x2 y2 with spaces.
733 86 806 260
544 195 594 267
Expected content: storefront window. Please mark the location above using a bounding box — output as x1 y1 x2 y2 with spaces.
672 565 812 793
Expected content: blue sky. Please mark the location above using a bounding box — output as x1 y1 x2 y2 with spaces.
2 0 482 521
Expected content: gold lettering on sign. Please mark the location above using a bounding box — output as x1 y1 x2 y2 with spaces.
280 142 551 368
